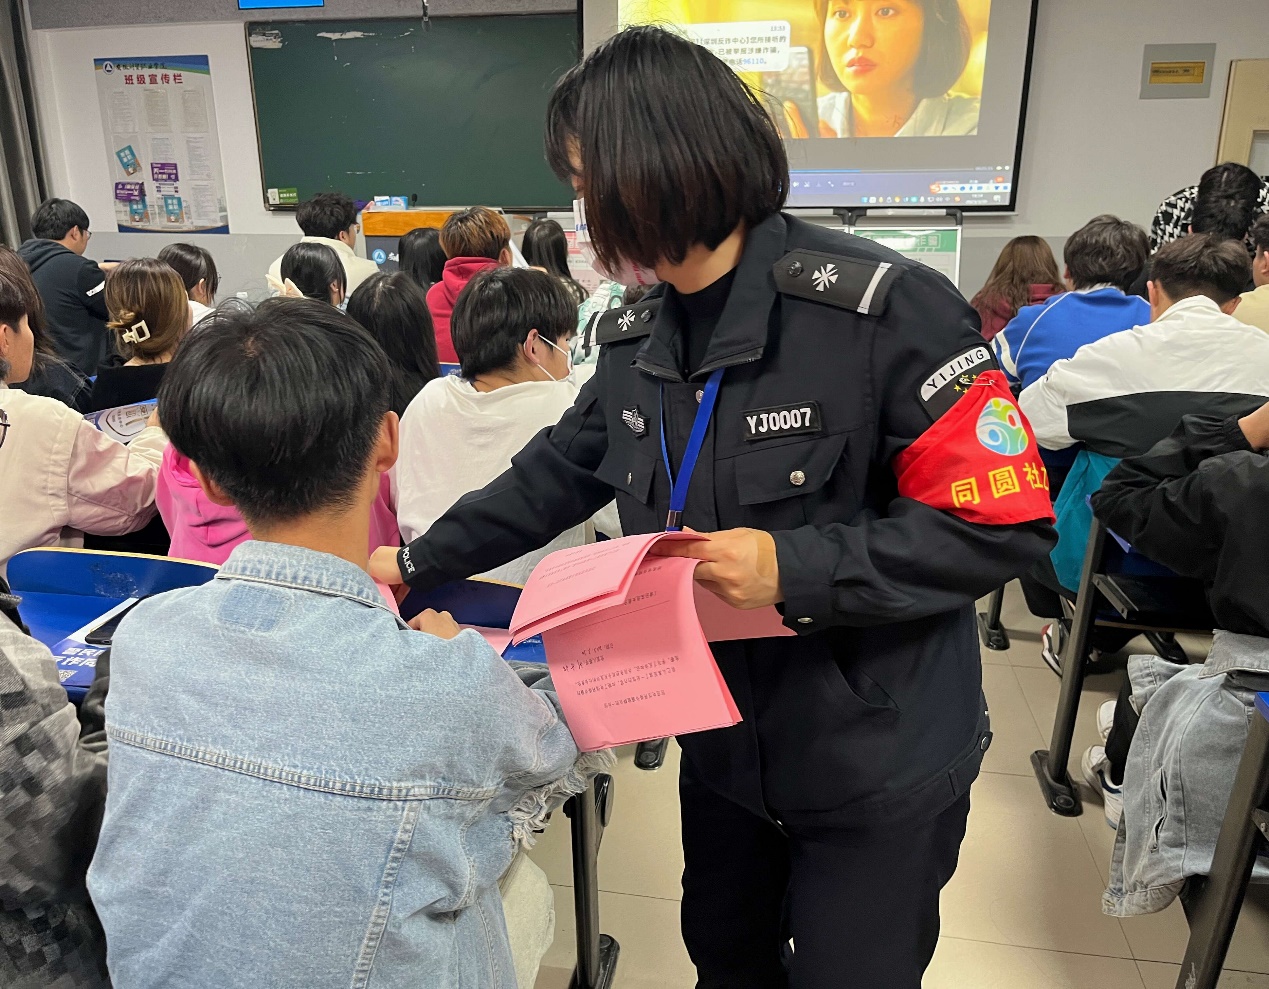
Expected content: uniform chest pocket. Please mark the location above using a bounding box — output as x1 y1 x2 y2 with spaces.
734 431 849 506
595 444 657 503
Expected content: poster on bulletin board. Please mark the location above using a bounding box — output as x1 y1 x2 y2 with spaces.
93 55 230 233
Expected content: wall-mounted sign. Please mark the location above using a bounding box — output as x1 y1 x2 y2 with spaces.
1140 44 1216 100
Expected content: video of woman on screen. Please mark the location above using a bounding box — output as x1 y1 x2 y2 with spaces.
620 0 990 140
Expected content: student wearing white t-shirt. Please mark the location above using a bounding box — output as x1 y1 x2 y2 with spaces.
395 267 619 585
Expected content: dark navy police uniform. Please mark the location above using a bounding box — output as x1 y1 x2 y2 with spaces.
397 213 1055 987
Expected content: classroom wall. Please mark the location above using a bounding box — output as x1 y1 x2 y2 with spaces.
27 0 1269 299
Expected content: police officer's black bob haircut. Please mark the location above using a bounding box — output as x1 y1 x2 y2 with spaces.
546 26 788 272
158 299 391 528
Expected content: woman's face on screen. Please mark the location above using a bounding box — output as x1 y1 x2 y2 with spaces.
824 0 925 98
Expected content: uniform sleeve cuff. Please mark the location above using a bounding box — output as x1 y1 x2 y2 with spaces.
397 541 444 590
772 529 834 634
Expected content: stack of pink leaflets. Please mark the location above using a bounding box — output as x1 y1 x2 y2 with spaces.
509 532 794 751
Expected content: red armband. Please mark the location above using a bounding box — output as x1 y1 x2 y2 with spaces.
893 370 1055 525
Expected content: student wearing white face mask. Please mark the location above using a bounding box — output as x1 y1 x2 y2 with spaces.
394 267 619 585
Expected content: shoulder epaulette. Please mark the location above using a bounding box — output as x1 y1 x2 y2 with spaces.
594 299 660 346
772 249 902 317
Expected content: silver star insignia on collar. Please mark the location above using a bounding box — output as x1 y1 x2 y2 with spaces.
812 263 838 293
619 311 636 332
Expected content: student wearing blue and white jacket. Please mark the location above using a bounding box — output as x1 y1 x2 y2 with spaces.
994 214 1151 394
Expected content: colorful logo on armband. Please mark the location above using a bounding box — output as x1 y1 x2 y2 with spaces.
976 397 1029 456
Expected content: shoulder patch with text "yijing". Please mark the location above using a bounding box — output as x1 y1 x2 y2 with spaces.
742 402 823 441
919 345 998 420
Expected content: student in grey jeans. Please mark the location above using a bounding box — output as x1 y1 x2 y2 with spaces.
87 299 610 988
1090 404 1269 916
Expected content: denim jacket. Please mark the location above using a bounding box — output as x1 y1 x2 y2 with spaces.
1103 630 1269 917
87 541 608 988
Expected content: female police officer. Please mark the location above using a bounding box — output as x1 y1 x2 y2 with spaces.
373 27 1055 989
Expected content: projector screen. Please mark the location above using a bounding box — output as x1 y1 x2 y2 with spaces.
583 0 1037 211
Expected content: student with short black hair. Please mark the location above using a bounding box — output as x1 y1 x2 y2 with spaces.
278 241 347 307
1150 162 1269 252
266 190 379 294
345 271 442 416
522 218 587 306
427 206 513 363
398 226 446 290
17 198 112 376
88 297 603 989
90 257 191 413
1235 213 1269 334
158 243 219 323
396 267 619 585
995 215 1151 394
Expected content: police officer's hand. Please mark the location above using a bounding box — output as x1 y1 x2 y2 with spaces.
651 528 784 610
370 546 404 586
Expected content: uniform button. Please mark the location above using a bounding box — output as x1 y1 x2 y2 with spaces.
640 309 653 322
695 389 704 403
797 617 813 624
789 470 806 486
787 261 803 277
979 735 990 751
627 472 633 484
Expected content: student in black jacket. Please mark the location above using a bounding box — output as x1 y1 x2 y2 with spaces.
1082 401 1269 828
17 200 112 377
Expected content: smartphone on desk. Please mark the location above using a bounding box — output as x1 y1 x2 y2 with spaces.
84 597 148 646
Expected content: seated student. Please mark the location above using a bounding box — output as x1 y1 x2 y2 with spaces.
157 305 401 567
1083 403 1269 915
89 257 190 413
397 268 620 585
1149 162 1269 253
158 242 219 324
1019 235 1269 672
17 198 112 377
969 235 1065 342
0 584 111 989
994 215 1151 393
276 241 346 307
0 263 163 576
427 206 513 363
87 299 605 989
398 226 446 291
1235 213 1269 333
346 271 442 417
0 245 90 411
266 191 379 294
522 217 587 306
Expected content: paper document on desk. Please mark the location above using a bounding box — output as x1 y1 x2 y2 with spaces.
509 532 793 750
84 400 156 444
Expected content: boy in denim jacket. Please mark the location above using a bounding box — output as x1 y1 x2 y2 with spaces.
87 299 607 988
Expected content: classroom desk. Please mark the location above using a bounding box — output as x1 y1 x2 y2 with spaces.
1174 691 1269 989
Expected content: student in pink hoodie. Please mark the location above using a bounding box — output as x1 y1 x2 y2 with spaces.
425 208 512 362
158 446 399 566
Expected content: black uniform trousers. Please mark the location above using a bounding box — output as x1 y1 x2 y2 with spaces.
679 760 971 989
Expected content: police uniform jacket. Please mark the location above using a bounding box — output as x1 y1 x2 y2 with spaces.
398 213 1056 830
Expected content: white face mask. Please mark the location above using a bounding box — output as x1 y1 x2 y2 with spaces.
532 334 575 383
573 198 661 288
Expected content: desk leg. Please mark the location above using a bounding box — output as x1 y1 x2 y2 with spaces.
568 775 619 989
1175 712 1269 989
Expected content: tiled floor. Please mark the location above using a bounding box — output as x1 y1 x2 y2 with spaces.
530 582 1269 987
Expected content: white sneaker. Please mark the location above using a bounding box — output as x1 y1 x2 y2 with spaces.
1081 744 1123 830
1097 700 1116 742
1040 622 1065 676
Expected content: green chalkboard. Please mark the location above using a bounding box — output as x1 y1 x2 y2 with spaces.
246 15 579 210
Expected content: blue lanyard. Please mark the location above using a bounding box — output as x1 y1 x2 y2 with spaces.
659 368 724 532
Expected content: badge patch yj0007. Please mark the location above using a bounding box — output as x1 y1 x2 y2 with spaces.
742 401 823 441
